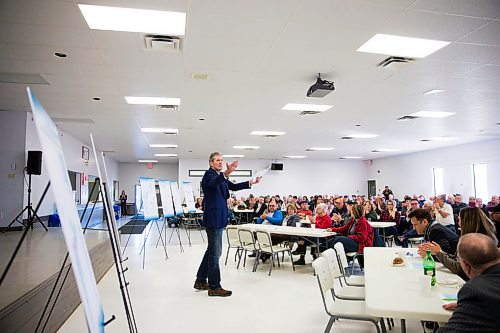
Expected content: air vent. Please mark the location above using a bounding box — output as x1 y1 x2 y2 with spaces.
155 105 179 111
299 111 322 116
397 115 418 121
52 117 94 124
103 150 115 154
262 135 281 138
371 150 381 153
162 130 179 135
341 136 353 140
144 35 181 52
420 139 431 142
377 56 414 70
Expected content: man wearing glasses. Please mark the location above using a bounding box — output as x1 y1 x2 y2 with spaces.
330 197 349 227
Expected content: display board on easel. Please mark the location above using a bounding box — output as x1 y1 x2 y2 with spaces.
169 181 183 216
181 181 196 213
158 180 175 218
139 177 159 220
27 87 104 332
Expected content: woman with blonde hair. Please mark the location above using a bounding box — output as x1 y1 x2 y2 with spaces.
421 207 497 281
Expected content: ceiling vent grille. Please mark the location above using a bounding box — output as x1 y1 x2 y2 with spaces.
341 136 354 140
162 130 179 135
377 56 414 70
155 105 179 111
299 110 322 116
262 134 281 138
144 35 181 52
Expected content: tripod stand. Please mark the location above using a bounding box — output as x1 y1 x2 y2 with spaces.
8 173 48 231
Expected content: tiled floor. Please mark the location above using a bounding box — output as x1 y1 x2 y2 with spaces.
58 224 426 333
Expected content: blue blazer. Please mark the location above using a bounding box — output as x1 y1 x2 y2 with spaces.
201 168 250 228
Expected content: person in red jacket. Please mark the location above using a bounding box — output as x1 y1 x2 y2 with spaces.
293 203 332 265
326 204 374 256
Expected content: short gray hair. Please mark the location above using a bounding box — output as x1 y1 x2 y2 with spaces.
316 203 328 212
209 152 221 163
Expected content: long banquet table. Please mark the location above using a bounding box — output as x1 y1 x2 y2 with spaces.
364 247 465 333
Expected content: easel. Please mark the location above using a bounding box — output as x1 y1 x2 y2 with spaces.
33 178 138 333
165 216 185 253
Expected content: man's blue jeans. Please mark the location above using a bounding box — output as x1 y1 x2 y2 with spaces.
196 228 224 289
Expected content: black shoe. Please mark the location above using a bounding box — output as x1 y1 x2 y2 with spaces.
292 250 305 256
312 253 318 260
193 280 209 290
248 252 257 257
208 287 232 297
293 258 306 265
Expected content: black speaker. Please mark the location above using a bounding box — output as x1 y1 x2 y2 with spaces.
270 163 283 171
27 151 42 175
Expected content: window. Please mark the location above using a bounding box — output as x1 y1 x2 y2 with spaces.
472 163 488 200
432 167 444 196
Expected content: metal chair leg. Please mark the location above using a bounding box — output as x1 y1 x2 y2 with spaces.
224 245 230 265
380 317 387 333
324 316 335 333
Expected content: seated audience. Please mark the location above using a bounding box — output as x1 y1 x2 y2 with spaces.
379 200 400 236
409 209 459 256
297 200 314 223
363 200 378 221
476 198 488 215
330 197 350 226
326 204 374 257
437 233 500 333
256 200 283 225
293 203 332 265
468 196 476 207
374 196 386 215
253 196 267 218
195 197 204 210
434 194 456 232
421 207 498 281
452 194 468 221
283 204 300 227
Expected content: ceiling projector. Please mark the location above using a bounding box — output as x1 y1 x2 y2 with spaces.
307 75 335 98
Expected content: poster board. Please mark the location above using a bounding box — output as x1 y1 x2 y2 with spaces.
139 177 159 220
27 87 104 332
182 181 196 213
158 180 175 218
170 181 183 216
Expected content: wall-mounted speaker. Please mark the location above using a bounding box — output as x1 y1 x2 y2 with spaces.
27 150 42 175
270 163 283 171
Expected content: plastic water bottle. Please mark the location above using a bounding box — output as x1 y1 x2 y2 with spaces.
423 250 436 286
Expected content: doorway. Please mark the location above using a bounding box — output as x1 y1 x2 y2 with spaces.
368 180 376 198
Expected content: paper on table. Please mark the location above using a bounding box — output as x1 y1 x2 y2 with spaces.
439 293 458 305
254 165 271 179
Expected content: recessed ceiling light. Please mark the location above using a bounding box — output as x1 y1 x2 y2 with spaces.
233 146 260 150
423 89 445 95
54 52 67 58
340 156 363 159
149 144 178 148
428 136 458 141
141 128 179 135
357 34 450 58
138 159 158 163
355 124 361 127
198 118 205 121
125 96 180 105
283 156 306 159
408 111 455 118
372 148 399 152
92 97 101 101
78 4 186 35
282 103 333 112
306 147 335 151
250 131 286 136
154 153 177 157
346 134 379 139
223 154 245 158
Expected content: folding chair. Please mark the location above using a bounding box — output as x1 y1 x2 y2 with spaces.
333 243 365 287
321 249 365 300
237 228 259 271
255 230 295 276
225 226 242 265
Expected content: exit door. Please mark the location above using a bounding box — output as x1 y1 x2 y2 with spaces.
368 180 376 198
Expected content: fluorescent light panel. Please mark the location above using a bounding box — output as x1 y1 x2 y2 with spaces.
154 153 177 157
373 148 399 152
423 89 445 95
149 144 178 148
78 4 186 35
347 134 379 139
306 147 335 151
408 111 455 118
138 159 158 163
357 34 450 58
125 96 180 105
282 103 333 112
283 156 306 159
141 128 179 134
250 131 286 136
341 156 363 159
233 146 260 150
223 154 245 158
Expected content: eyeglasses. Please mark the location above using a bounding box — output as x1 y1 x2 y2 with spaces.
334 201 342 204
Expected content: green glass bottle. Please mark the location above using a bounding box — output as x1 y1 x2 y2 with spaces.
423 250 436 286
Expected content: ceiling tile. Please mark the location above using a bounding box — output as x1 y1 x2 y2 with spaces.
409 0 500 19
458 20 500 46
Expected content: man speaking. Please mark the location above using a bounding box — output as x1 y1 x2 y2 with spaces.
194 152 261 297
